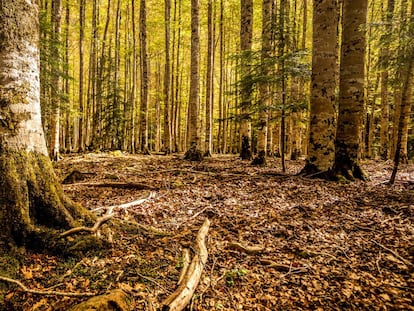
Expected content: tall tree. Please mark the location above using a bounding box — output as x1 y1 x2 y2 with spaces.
139 0 149 153
379 0 395 159
301 0 338 175
164 0 172 153
49 0 62 160
239 0 253 160
204 0 214 157
184 0 202 160
252 0 272 165
390 0 414 182
332 0 369 180
0 0 90 249
78 0 86 152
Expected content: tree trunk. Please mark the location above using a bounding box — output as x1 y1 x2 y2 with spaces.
0 0 91 251
239 0 253 160
204 0 214 157
252 0 272 165
49 0 62 161
78 0 85 152
139 0 149 153
332 0 368 181
301 0 338 175
185 0 202 161
379 0 395 159
164 0 172 153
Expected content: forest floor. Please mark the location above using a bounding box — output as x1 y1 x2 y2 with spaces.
2 153 414 310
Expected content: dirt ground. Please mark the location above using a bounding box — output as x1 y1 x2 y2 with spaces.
2 153 414 310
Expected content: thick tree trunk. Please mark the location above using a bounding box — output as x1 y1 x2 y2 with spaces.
332 0 368 181
301 0 338 176
0 0 91 250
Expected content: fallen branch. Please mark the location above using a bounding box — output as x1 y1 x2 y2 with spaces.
65 182 158 190
0 275 96 297
92 192 156 214
60 214 114 238
177 249 191 285
227 241 264 255
162 218 211 311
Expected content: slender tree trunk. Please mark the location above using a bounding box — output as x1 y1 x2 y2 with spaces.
49 0 62 160
204 0 214 157
139 0 149 153
184 0 202 161
164 0 172 153
78 0 86 152
239 0 253 160
252 0 272 165
379 0 393 160
333 0 369 181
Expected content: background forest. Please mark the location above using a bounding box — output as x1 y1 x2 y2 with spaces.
39 0 413 164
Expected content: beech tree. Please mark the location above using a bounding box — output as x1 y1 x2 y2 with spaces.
332 0 369 180
184 0 202 161
239 0 253 160
301 0 338 175
0 0 90 250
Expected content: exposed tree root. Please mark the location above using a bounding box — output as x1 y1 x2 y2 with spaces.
69 289 130 311
0 275 96 297
60 215 114 238
162 219 210 311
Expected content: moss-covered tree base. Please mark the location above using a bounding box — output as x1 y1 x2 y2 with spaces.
0 150 94 252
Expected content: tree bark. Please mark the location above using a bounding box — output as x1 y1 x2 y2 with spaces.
0 0 91 251
301 0 338 175
252 0 272 165
239 0 253 160
184 0 202 161
332 0 368 181
139 0 149 153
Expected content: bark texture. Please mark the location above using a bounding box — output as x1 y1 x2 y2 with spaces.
0 0 90 250
302 0 338 175
239 0 253 160
332 0 368 180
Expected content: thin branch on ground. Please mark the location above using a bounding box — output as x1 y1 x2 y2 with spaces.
0 276 96 297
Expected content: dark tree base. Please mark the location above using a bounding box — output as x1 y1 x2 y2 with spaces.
184 144 203 162
240 136 252 160
251 151 266 166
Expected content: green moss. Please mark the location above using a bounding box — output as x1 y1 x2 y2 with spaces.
0 150 94 252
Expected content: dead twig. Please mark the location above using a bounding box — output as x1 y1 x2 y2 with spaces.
227 241 265 255
0 275 96 297
60 214 114 238
370 239 413 268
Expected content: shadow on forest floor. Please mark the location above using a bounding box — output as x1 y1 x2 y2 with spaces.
3 153 414 310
